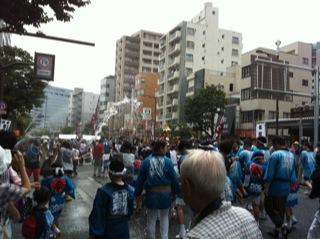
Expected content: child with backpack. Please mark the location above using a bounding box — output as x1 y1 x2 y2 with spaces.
89 159 134 239
22 187 61 239
41 165 75 225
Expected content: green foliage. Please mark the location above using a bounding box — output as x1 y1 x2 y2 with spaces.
185 85 226 137
60 126 75 134
0 46 47 116
15 112 32 133
172 123 193 140
0 0 90 33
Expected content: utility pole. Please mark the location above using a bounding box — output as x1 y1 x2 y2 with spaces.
314 66 319 148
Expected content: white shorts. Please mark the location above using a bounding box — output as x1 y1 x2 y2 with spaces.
247 195 261 206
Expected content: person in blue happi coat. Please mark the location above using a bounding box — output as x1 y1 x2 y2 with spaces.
264 136 296 238
300 141 316 191
89 158 134 239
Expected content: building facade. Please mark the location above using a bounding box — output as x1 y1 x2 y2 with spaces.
31 85 72 130
69 88 99 128
238 42 313 137
99 75 116 123
115 30 162 101
157 2 242 126
135 72 159 134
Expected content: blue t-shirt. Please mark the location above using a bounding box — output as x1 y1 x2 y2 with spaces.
264 149 296 197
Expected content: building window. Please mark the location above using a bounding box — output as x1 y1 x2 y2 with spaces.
220 72 223 76
186 41 195 49
229 83 234 92
221 47 224 51
143 50 152 56
186 68 193 76
154 43 159 49
242 66 251 78
283 112 290 118
212 11 215 15
202 56 205 61
302 79 309 86
232 49 239 56
186 53 193 62
241 111 253 123
221 34 225 39
232 36 239 44
220 59 224 64
203 30 206 35
143 41 153 47
187 28 195 36
289 72 294 78
241 88 251 100
232 61 238 66
268 111 276 120
153 68 158 72
202 43 205 48
303 57 309 65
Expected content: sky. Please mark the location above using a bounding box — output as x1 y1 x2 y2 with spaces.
11 0 320 94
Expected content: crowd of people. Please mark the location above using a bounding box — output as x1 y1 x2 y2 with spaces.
0 129 320 239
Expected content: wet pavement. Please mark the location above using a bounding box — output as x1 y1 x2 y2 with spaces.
13 164 319 238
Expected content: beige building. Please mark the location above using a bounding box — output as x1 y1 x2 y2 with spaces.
238 42 313 137
115 30 162 101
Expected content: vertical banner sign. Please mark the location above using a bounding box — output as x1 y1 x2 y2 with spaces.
256 123 266 138
34 52 55 81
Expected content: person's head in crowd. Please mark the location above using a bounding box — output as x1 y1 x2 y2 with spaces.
61 140 71 149
109 159 126 183
141 146 152 159
177 140 192 155
251 150 265 164
180 149 226 212
51 162 64 177
219 139 234 172
302 140 313 151
33 187 51 206
152 140 167 155
243 138 252 150
231 140 239 153
256 136 267 148
272 136 286 150
120 141 133 154
0 130 17 150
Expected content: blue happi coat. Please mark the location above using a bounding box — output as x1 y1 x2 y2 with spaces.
89 182 134 239
264 149 296 197
134 153 180 209
300 150 316 179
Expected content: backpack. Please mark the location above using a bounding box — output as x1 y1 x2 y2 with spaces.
22 208 47 239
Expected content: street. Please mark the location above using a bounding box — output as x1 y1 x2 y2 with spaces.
13 164 319 239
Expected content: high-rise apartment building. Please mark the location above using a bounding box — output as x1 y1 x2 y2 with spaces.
99 75 116 123
115 30 163 101
157 2 242 125
69 88 99 128
31 85 72 129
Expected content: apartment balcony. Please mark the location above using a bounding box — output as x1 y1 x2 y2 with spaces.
172 112 179 120
168 43 181 56
186 91 194 97
159 52 165 60
169 31 181 42
167 84 179 94
157 101 164 108
166 112 172 120
166 99 173 107
168 70 180 82
172 98 178 106
168 56 180 69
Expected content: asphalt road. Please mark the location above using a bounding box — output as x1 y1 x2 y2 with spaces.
13 164 319 239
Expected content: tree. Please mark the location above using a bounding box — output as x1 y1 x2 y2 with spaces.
0 46 47 117
185 85 226 138
0 0 90 33
60 126 75 134
82 122 94 135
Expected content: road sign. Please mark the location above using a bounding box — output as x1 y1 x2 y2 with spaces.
34 52 55 81
0 101 7 115
0 119 11 131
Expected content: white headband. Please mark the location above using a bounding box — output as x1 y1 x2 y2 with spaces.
109 168 127 176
